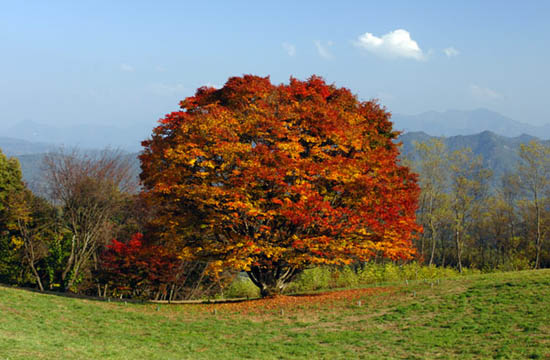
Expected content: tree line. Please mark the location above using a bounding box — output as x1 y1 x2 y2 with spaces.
410 139 550 271
1 138 549 299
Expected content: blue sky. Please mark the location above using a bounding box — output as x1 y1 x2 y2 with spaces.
1 0 549 128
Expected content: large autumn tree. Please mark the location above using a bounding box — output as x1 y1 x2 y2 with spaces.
140 75 420 297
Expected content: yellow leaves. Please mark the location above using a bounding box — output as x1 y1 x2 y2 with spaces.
247 208 261 217
10 236 23 250
276 142 304 158
178 247 196 260
203 160 216 169
351 138 363 150
155 183 172 194
205 260 225 277
228 257 254 272
187 158 215 169
300 134 317 144
261 246 286 259
6 221 20 231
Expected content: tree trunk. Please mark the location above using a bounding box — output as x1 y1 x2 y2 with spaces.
441 236 446 267
535 200 542 269
428 217 437 266
62 235 76 284
247 264 299 298
65 255 84 292
29 262 44 292
455 228 463 273
535 241 542 269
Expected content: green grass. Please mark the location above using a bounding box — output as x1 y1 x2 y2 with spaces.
1 270 549 359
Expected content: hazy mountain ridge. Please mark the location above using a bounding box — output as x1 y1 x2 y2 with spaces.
4 109 549 154
7 131 546 192
1 120 154 153
0 137 57 156
3 107 550 189
392 108 550 139
399 130 549 182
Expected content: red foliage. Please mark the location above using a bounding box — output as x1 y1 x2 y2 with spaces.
99 233 180 296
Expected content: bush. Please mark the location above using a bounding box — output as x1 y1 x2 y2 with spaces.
98 233 228 301
285 262 473 294
496 255 532 272
223 276 260 299
285 267 332 293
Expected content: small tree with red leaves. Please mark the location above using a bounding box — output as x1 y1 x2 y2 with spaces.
98 233 227 300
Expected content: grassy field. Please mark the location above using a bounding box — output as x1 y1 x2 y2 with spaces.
0 270 549 359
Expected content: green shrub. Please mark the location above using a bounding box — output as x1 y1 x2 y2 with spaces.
333 266 359 288
496 255 532 272
223 277 260 299
286 262 473 294
286 267 332 293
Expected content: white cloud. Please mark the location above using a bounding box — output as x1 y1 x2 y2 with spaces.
282 42 296 57
354 29 424 60
444 47 460 57
314 40 333 60
120 63 135 72
470 84 502 101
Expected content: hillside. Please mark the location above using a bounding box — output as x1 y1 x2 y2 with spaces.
0 270 548 359
399 130 547 183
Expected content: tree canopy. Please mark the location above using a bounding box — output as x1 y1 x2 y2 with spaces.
0 149 27 284
0 149 24 219
140 75 420 296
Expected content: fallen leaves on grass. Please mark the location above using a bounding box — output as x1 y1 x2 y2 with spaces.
203 287 393 315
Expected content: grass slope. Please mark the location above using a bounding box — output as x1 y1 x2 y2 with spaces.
0 270 549 359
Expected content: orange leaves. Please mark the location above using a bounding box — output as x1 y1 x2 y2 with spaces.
140 74 420 280
271 198 283 206
203 287 392 315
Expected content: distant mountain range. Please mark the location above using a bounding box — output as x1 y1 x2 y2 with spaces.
6 130 545 192
2 109 548 155
0 137 56 156
2 108 550 190
0 120 154 153
399 131 547 183
392 108 550 139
